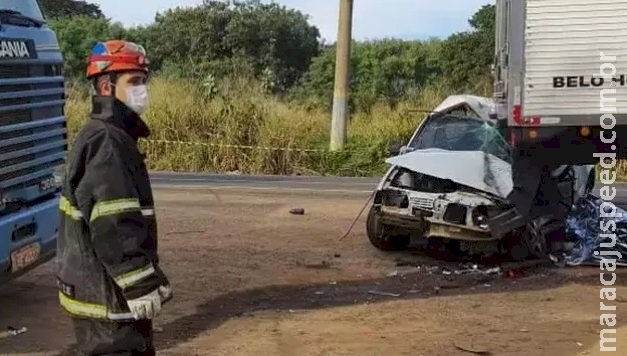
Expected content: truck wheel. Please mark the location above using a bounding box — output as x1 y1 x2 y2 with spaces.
366 205 410 251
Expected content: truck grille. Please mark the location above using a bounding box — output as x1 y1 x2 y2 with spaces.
0 62 66 205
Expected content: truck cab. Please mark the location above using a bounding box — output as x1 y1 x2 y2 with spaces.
0 0 66 283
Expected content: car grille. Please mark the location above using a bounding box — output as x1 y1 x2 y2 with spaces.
0 62 67 204
410 197 435 211
443 203 467 225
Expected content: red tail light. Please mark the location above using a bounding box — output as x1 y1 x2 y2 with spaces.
512 105 540 126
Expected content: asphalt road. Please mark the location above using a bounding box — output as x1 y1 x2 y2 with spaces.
149 172 379 194
149 172 627 207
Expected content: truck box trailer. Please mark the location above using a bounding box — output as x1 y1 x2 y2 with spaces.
488 0 627 237
494 0 627 164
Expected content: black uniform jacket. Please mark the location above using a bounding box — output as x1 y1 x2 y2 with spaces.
57 96 170 321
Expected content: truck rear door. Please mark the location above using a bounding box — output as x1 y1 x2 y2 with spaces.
519 0 627 127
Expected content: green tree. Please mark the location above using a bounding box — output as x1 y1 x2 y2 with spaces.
224 0 320 90
439 4 495 89
145 0 320 90
295 39 442 111
39 0 104 19
49 17 128 78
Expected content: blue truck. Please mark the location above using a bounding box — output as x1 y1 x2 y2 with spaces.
0 0 66 283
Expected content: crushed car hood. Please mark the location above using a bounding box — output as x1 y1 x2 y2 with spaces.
386 148 513 199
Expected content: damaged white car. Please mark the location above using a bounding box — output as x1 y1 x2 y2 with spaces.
367 96 595 258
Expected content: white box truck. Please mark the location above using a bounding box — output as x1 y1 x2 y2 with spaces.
489 0 625 235
494 0 627 157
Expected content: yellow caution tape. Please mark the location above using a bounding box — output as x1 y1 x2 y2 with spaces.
139 139 328 153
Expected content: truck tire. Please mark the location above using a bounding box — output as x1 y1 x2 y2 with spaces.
366 205 410 251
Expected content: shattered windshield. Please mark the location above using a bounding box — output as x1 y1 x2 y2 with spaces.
409 114 512 163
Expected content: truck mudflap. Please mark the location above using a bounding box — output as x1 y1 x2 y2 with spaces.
0 195 60 283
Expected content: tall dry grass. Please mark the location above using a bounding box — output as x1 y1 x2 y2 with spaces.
64 76 627 179
65 76 436 176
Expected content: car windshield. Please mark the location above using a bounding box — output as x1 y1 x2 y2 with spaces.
0 0 44 21
409 114 512 163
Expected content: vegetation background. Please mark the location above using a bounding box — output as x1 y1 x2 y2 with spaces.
42 0 626 177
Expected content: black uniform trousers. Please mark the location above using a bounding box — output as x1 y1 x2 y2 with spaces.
72 318 155 355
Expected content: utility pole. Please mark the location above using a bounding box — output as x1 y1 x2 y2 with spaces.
329 0 353 151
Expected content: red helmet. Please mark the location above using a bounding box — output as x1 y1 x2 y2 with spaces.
86 40 149 78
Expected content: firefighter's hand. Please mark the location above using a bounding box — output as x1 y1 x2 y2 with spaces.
126 289 162 320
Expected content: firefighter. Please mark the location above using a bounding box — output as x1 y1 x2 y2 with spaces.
57 40 172 355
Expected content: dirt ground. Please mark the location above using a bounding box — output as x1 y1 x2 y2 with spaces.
0 187 626 355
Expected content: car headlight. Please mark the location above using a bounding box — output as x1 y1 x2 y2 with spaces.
472 206 490 230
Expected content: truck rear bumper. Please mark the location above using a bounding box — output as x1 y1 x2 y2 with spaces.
511 126 627 164
0 195 60 284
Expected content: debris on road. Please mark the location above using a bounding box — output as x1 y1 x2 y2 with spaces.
454 341 493 355
368 290 401 297
425 266 440 274
166 230 205 236
290 208 305 215
395 259 421 267
387 267 420 278
0 326 27 339
453 265 501 275
303 260 331 269
338 191 375 241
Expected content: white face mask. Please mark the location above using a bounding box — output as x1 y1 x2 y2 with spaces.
125 84 149 115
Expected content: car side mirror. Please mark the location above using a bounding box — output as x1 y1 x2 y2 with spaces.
388 143 404 156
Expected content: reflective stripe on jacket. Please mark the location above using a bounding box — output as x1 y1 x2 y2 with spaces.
57 96 170 321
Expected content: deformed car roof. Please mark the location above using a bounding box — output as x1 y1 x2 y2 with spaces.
432 95 495 122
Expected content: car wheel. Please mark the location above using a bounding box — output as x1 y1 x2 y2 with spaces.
366 205 410 251
503 220 550 261
502 235 528 261
523 220 550 259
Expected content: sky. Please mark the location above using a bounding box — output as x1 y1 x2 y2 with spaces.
90 0 493 42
